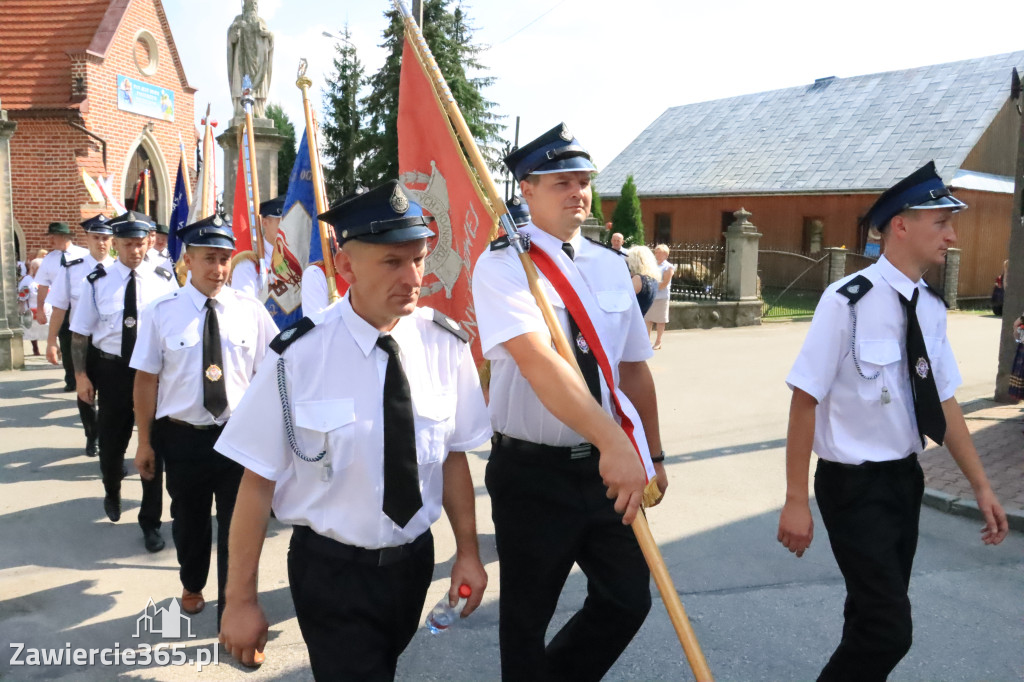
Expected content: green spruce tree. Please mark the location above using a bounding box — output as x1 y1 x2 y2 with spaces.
612 175 645 246
591 184 605 225
265 103 296 196
359 1 503 185
321 25 365 198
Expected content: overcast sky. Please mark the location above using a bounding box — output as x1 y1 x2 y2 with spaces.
162 0 1022 191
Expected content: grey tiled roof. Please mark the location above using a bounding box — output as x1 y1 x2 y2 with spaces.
595 51 1024 199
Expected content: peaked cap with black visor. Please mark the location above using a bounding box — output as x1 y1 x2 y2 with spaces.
179 214 236 250
861 161 967 232
504 122 598 182
317 180 434 246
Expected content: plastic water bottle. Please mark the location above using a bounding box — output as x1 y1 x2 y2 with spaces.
425 584 472 634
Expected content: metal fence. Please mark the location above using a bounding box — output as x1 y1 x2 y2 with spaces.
667 243 725 301
759 249 829 318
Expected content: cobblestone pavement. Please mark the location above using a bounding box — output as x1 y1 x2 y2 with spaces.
920 398 1024 527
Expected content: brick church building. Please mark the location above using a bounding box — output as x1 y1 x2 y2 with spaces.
0 0 196 259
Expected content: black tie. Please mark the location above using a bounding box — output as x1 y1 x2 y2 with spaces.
376 335 423 527
561 242 602 406
899 289 946 446
203 298 228 418
121 270 138 360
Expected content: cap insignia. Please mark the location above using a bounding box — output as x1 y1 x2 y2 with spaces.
390 186 410 214
559 125 573 142
213 216 223 227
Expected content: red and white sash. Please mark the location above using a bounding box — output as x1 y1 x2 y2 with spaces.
528 246 650 484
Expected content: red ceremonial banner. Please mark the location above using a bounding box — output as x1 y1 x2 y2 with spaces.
231 149 252 255
397 34 497 365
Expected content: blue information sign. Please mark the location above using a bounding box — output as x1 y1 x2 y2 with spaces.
116 75 175 122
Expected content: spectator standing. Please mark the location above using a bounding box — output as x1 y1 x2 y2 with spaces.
627 245 660 316
645 244 675 349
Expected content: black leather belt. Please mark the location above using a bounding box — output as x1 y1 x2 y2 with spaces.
818 453 918 471
291 525 431 567
161 417 225 431
491 433 597 460
95 349 127 362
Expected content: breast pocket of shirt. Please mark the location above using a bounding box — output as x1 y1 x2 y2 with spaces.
164 328 200 354
413 391 456 464
856 339 902 401
97 299 124 330
225 326 257 370
293 399 356 470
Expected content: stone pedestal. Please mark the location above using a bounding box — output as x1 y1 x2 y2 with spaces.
724 208 762 301
0 109 23 370
217 118 288 210
943 247 961 310
580 217 604 242
824 246 847 288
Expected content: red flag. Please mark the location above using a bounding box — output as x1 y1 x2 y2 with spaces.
231 149 252 254
398 35 497 365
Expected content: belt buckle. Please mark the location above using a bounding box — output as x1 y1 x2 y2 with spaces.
377 545 405 567
569 443 592 460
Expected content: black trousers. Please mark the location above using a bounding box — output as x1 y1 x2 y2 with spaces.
152 419 241 627
814 455 924 682
485 436 652 682
76 341 98 446
57 306 74 388
92 355 162 531
287 526 434 682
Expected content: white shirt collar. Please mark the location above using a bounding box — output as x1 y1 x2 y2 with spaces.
183 281 230 312
338 292 385 359
109 259 134 281
876 254 919 300
522 222 581 258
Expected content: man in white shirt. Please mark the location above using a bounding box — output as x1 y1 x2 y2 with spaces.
35 221 89 390
46 215 114 457
131 214 278 627
472 123 667 680
69 211 178 552
778 162 1008 681
229 197 283 301
217 181 491 678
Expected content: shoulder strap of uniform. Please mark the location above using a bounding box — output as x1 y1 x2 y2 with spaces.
922 284 949 309
63 257 85 267
432 309 469 343
154 266 173 281
270 316 316 354
584 236 627 257
86 265 107 284
836 275 873 304
489 235 510 251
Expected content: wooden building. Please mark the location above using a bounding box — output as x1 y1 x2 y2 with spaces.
0 0 196 259
596 51 1023 299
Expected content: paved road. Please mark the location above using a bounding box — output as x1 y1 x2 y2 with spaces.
0 313 1020 681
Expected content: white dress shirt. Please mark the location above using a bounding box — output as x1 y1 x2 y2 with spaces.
215 293 492 549
129 282 279 425
786 255 961 465
69 259 178 356
229 237 274 300
34 244 89 289
472 224 654 464
300 263 333 318
47 254 114 311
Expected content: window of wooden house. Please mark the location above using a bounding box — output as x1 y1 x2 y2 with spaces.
654 213 672 244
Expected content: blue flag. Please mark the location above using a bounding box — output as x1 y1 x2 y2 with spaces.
168 157 190 262
265 129 320 329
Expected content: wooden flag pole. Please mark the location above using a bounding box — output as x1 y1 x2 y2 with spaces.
394 3 713 679
296 59 339 303
241 75 265 268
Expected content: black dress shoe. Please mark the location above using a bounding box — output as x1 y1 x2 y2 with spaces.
143 528 165 553
86 437 99 457
103 494 121 522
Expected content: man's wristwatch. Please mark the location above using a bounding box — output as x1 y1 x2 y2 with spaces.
650 451 666 464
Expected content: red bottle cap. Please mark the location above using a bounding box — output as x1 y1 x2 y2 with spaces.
458 584 472 598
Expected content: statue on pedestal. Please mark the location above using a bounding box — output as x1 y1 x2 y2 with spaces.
228 0 273 121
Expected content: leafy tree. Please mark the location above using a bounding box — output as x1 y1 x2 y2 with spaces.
266 103 296 196
611 175 645 246
321 25 365 198
359 1 503 185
